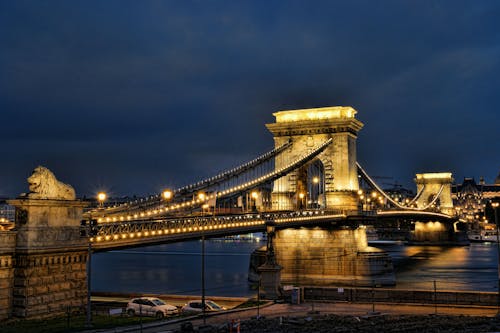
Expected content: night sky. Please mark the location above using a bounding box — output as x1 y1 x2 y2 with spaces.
1 1 499 198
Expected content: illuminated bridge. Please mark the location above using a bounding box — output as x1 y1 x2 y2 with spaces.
81 106 457 249
2 105 462 320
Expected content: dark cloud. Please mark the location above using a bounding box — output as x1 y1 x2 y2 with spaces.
1 0 499 197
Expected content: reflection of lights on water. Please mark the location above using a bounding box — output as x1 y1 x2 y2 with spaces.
415 221 444 232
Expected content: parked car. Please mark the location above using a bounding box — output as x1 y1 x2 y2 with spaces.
181 300 226 314
126 297 179 318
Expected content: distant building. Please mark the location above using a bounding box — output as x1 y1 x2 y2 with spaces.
452 171 500 227
0 198 15 230
382 185 415 207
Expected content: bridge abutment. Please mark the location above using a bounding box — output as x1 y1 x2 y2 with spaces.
7 198 88 318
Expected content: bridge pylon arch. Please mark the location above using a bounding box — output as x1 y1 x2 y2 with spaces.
414 172 454 215
266 106 364 211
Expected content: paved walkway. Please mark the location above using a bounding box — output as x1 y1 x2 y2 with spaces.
86 301 500 333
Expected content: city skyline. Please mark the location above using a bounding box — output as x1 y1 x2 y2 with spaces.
1 1 499 198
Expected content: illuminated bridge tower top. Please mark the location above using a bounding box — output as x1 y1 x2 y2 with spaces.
415 172 454 215
266 106 364 210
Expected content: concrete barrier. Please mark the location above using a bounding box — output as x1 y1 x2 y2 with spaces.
303 286 499 307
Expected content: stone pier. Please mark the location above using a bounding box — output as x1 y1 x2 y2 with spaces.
8 198 88 318
0 166 89 319
249 226 395 288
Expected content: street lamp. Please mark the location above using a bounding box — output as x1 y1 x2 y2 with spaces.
299 192 305 210
162 189 172 200
266 221 277 264
201 231 206 325
97 192 106 208
200 197 208 325
357 190 365 211
202 203 209 216
251 191 258 212
493 201 500 314
312 176 320 209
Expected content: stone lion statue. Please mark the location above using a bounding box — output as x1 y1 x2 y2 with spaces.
26 166 76 200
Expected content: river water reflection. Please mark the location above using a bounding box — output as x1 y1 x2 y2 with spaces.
93 239 499 297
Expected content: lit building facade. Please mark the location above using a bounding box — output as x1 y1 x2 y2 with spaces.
452 171 500 228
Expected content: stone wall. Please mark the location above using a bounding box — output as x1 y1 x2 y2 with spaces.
0 231 16 320
12 250 88 318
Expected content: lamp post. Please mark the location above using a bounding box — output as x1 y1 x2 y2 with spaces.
251 191 258 212
80 217 97 328
492 201 500 314
257 276 261 319
258 220 282 300
299 192 305 210
86 228 92 328
200 197 208 325
266 221 276 263
201 231 206 325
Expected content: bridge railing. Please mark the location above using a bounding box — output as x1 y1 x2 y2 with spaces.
89 210 350 245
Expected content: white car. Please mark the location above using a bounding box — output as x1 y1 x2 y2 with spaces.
181 300 226 314
126 297 179 318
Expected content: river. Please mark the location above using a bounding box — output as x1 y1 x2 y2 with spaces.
92 238 500 297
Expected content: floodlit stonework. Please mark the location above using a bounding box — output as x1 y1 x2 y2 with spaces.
249 226 396 287
26 166 76 200
266 106 363 211
415 172 454 215
274 227 395 286
0 232 15 320
3 166 88 319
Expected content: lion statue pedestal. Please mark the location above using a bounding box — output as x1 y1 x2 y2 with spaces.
7 166 89 318
9 166 87 249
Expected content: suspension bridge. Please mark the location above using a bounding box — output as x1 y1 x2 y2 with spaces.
1 105 461 319
80 106 457 249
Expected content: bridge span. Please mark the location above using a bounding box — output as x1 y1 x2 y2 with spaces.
90 210 351 251
88 208 458 251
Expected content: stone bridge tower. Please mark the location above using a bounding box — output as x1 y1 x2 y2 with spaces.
414 172 454 215
266 106 363 211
